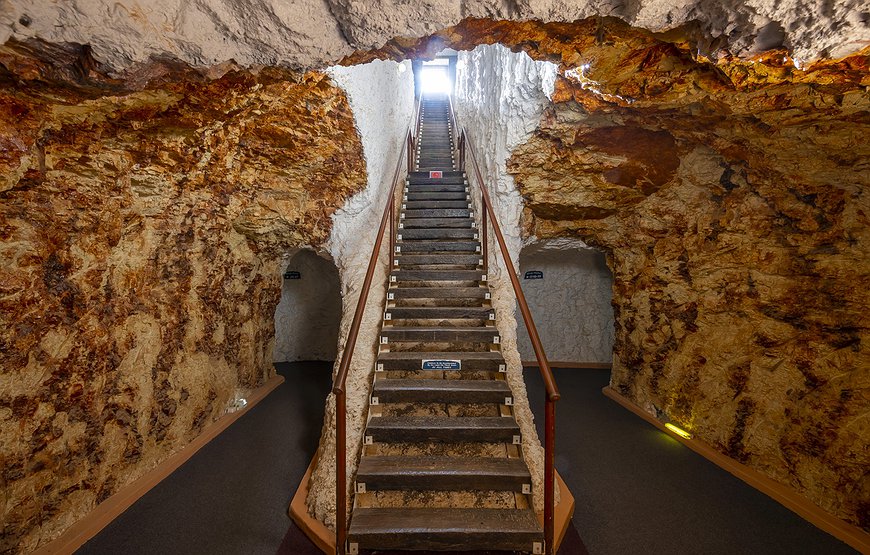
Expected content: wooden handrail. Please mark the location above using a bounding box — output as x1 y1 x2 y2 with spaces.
333 97 420 555
457 117 561 555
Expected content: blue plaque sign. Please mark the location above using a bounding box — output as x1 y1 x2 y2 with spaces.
283 271 301 280
524 271 543 280
422 359 461 370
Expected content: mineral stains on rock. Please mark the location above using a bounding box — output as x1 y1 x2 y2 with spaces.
0 39 366 552
349 16 869 533
1 11 868 552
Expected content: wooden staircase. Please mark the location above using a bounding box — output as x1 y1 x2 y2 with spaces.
345 94 544 553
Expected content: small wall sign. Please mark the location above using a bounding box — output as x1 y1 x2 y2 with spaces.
422 359 461 370
283 271 301 280
429 171 443 179
524 271 543 280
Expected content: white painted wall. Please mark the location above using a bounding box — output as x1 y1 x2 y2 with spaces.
307 59 415 528
452 43 557 511
517 240 615 363
273 250 342 362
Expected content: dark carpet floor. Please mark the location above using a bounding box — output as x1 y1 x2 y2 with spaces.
78 363 857 555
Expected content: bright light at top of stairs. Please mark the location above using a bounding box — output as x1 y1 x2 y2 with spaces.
421 64 451 94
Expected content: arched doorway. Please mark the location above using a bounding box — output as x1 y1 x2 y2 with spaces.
273 250 342 362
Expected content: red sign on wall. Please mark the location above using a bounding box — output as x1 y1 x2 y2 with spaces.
429 171 443 179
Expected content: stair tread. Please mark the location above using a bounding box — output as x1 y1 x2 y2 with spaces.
378 351 504 361
390 287 488 298
368 416 519 430
403 209 472 218
385 307 492 317
392 269 483 280
356 455 530 485
374 379 511 394
348 508 542 550
384 326 495 332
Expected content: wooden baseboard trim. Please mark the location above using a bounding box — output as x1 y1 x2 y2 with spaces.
523 361 611 369
289 454 336 553
602 386 870 553
34 374 285 555
290 456 575 554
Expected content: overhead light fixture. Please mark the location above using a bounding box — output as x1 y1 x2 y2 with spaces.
665 423 692 440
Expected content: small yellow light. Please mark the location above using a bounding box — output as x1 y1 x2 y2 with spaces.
665 423 692 440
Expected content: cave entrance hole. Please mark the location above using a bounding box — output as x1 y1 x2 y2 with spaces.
273 249 342 363
516 242 615 371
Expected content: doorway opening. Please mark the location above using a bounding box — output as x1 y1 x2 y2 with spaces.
273 250 342 363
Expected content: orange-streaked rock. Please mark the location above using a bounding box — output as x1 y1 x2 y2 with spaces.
349 14 870 534
0 41 366 552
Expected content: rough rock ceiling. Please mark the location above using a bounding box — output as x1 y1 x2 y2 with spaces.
1 0 868 71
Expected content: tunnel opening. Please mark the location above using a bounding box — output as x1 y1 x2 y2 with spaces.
273 249 342 363
516 241 615 370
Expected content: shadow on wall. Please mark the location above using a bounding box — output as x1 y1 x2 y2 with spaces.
517 242 614 365
274 250 342 362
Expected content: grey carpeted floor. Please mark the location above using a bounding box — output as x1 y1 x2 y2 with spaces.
78 363 857 555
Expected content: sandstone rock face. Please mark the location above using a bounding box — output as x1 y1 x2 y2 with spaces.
2 9 868 550
344 18 870 530
0 41 367 552
2 0 868 72
497 22 869 532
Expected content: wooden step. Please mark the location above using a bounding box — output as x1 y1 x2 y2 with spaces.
385 306 493 320
404 200 469 210
409 171 464 179
377 351 505 372
389 286 489 300
365 416 520 443
394 254 481 266
381 326 499 343
398 228 477 240
395 240 479 253
404 192 468 201
405 185 466 194
400 218 473 229
403 209 472 220
391 270 483 282
356 456 529 492
372 379 512 404
348 508 541 551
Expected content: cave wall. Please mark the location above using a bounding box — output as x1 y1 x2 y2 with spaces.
3 0 867 69
517 240 614 363
0 43 368 552
273 250 342 363
499 26 870 532
352 18 868 531
306 59 415 529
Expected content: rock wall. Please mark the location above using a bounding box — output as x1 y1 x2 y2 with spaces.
0 41 367 552
452 43 558 510
273 250 342 363
3 0 867 71
502 25 870 532
517 240 614 363
350 19 868 530
306 59 415 529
